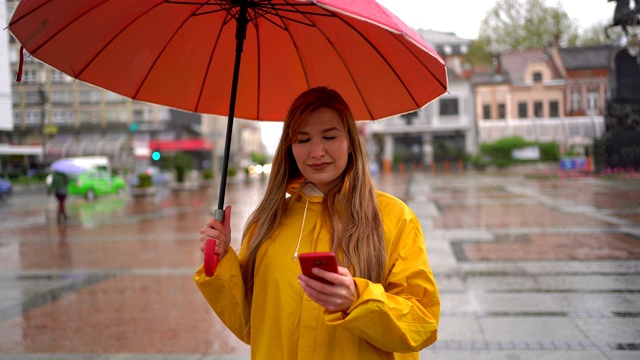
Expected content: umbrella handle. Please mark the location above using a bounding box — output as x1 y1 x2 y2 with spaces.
203 240 219 277
203 208 225 277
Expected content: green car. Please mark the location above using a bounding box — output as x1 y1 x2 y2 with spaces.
67 169 127 201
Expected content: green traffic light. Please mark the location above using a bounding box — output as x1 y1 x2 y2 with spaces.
152 151 161 161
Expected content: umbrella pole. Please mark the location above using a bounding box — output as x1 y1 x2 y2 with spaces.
204 4 249 277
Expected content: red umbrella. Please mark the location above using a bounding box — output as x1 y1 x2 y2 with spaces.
9 0 448 275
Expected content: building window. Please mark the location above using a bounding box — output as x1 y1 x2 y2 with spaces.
9 48 19 64
157 108 171 121
571 89 580 112
145 107 155 121
401 110 418 125
534 101 543 118
25 91 42 105
52 109 75 124
549 101 559 117
22 69 38 84
79 90 101 104
25 110 41 125
518 102 528 119
587 90 598 115
439 98 459 116
533 72 542 82
105 110 128 122
498 103 506 119
51 70 66 83
133 109 144 121
482 104 491 120
105 91 125 103
50 91 73 105
78 111 99 124
13 111 21 124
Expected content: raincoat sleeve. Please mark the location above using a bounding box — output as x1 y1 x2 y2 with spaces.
324 200 440 353
194 244 252 344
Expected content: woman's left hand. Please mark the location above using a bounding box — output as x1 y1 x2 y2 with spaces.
298 266 356 313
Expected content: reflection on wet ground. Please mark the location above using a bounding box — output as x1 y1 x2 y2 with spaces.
0 169 638 359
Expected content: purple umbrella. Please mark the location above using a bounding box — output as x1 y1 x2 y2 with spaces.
50 158 92 175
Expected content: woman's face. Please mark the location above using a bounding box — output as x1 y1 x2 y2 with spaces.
291 107 350 193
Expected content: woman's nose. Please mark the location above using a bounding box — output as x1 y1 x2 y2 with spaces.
309 139 325 158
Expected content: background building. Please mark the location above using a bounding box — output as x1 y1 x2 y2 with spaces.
366 30 477 173
474 46 608 151
1 0 270 179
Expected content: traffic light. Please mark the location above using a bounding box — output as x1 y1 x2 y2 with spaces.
151 151 161 161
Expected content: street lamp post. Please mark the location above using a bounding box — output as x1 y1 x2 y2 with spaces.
38 61 48 165
38 87 46 163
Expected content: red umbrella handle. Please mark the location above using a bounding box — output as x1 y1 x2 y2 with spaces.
203 240 219 277
203 208 226 277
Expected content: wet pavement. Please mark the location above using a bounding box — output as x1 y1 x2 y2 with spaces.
0 167 639 360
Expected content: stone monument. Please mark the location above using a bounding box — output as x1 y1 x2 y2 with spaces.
596 1 640 171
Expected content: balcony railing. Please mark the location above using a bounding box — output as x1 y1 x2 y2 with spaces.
479 116 605 145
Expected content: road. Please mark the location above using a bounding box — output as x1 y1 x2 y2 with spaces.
0 168 639 359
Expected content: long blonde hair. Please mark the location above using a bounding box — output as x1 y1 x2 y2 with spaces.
241 87 385 302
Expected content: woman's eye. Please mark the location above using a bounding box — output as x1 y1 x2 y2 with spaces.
296 138 310 144
324 136 336 141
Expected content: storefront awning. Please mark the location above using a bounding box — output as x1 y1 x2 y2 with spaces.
149 138 213 152
44 136 133 169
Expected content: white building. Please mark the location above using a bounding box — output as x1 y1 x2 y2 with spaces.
365 29 477 173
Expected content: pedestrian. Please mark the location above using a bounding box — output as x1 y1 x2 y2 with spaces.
195 87 439 359
48 171 68 224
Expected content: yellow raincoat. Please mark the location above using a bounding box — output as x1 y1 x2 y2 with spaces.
195 184 439 359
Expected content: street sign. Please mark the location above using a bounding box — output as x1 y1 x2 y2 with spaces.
43 124 58 135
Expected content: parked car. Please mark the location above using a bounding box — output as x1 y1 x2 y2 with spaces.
0 176 13 200
67 169 127 201
128 166 170 187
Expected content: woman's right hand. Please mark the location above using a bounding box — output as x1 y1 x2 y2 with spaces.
199 205 232 260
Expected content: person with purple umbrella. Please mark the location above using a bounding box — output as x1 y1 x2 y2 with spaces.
47 171 69 224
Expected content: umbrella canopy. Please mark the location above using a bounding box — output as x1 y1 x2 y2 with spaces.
50 157 106 175
50 159 88 175
8 0 447 121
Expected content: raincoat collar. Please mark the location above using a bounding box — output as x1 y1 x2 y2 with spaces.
287 177 324 202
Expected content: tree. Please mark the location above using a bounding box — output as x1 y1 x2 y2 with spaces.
577 20 624 46
478 0 579 53
466 37 494 68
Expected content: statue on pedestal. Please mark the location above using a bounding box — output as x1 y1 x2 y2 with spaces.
606 0 640 38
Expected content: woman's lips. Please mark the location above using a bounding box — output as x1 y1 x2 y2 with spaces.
308 162 331 171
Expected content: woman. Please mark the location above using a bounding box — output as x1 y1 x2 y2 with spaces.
195 87 439 359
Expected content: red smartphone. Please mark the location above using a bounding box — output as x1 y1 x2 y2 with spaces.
299 252 339 285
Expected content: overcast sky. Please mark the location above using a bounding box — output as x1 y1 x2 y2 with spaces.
260 1 619 154
375 0 617 39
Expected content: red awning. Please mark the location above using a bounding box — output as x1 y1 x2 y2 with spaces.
149 139 213 152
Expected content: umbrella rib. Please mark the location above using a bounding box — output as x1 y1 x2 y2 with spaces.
7 0 55 26
260 8 328 28
74 1 167 79
295 9 376 119
256 11 288 31
278 3 311 89
265 5 335 17
132 3 212 102
195 10 232 112
329 14 423 113
191 7 235 17
254 17 262 120
394 36 447 95
10 0 112 56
